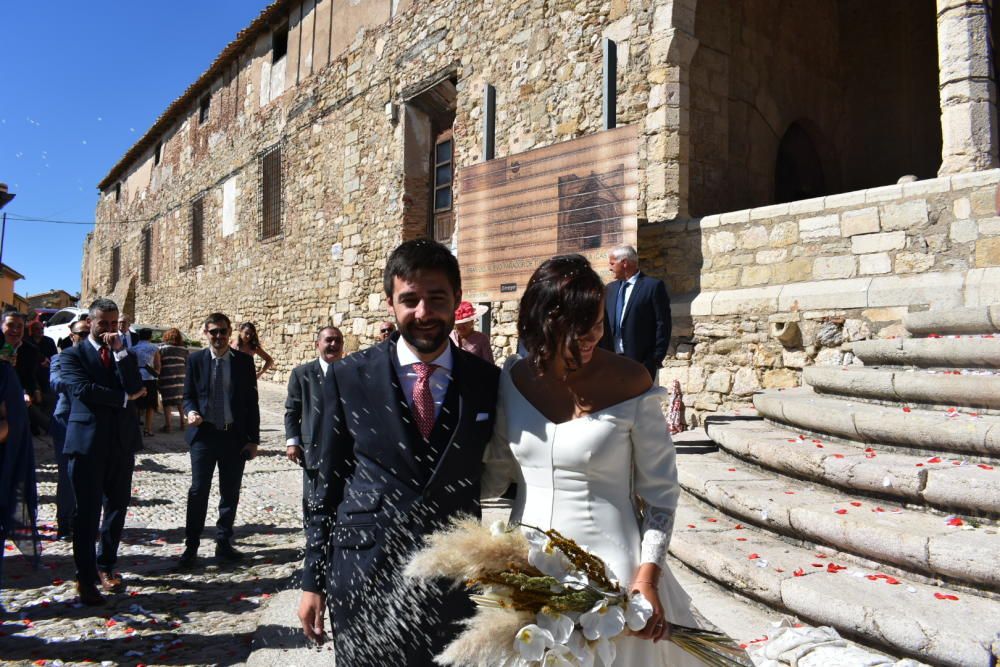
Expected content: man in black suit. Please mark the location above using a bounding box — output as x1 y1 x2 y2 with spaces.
118 314 135 349
600 244 672 381
58 298 146 605
284 325 343 523
179 312 260 567
297 239 500 665
2 311 40 409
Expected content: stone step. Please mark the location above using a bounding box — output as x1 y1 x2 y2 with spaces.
804 365 1000 412
905 305 1000 336
669 499 999 666
703 416 1000 516
676 452 1000 589
753 387 1000 458
851 336 1000 368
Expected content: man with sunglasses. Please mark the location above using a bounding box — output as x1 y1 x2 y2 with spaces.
178 312 260 567
378 321 395 341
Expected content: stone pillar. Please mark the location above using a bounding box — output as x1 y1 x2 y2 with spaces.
647 0 699 221
937 0 999 174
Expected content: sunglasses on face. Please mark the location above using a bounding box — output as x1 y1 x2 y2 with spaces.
208 329 230 337
380 328 393 334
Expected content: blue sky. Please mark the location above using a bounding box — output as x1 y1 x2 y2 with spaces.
0 0 272 299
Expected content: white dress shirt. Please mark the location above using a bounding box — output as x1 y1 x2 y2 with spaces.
394 340 453 420
616 272 640 354
87 336 131 406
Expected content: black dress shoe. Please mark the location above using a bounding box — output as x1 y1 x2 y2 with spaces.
178 546 198 568
215 541 245 563
77 581 106 606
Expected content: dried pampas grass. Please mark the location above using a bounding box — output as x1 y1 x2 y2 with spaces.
404 515 532 582
434 606 531 667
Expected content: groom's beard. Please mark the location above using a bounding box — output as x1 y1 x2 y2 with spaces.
399 317 452 354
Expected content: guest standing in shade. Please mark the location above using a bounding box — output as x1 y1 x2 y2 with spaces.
235 322 274 380
378 321 396 342
131 329 161 437
157 328 189 434
449 301 494 364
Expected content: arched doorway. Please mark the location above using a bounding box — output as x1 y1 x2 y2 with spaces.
774 121 828 204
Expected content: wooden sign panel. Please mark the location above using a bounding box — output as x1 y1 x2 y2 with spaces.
457 125 639 302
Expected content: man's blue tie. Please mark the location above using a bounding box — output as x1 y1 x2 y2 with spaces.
210 358 226 425
614 281 628 336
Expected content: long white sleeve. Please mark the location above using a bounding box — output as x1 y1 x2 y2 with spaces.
630 389 679 565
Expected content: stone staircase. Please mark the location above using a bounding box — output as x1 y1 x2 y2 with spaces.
670 306 1000 666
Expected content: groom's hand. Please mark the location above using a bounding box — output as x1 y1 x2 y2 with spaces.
298 591 327 644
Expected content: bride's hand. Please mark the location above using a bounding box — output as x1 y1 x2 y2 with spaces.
629 580 671 642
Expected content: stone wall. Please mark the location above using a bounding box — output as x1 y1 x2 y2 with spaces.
83 0 680 380
644 168 1000 422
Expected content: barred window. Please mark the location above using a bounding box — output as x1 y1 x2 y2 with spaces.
111 245 121 289
191 197 204 267
141 227 153 284
260 146 282 239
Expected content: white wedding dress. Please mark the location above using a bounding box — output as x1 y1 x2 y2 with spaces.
483 360 706 666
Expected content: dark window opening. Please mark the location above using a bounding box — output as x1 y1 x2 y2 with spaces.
272 23 288 62
114 183 121 202
154 142 162 166
141 227 153 284
199 96 211 125
774 122 828 204
260 146 282 239
111 246 121 289
191 197 204 268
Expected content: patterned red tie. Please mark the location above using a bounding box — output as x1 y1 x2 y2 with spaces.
412 362 437 439
99 346 112 369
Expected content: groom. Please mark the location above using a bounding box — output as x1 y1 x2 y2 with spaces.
298 239 500 665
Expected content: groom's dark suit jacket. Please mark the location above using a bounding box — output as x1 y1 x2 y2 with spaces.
302 334 500 666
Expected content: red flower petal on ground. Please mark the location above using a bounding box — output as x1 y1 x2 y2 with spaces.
774 568 785 573
686 524 696 529
874 507 886 512
727 468 737 472
51 578 63 586
785 491 796 495
814 553 827 558
866 574 879 581
915 463 924 467
850 501 862 507
946 517 964 526
832 453 845 459
978 464 994 470
793 568 805 576
787 439 797 443
105 620 117 627
934 592 959 600
736 537 747 542
734 524 745 529
902 407 911 413
927 457 942 463
827 563 847 573
884 576 900 585
835 509 848 514
815 443 824 448
811 563 824 568
748 553 760 560
707 518 718 523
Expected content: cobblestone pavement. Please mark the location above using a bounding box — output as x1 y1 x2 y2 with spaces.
1 381 304 667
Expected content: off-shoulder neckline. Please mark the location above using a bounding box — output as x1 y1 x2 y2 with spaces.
503 362 666 426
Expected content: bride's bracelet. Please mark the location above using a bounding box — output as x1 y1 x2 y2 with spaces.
632 579 658 586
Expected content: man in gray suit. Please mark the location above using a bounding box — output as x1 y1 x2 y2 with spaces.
284 326 344 522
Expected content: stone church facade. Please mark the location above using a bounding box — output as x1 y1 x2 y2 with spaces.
84 0 999 423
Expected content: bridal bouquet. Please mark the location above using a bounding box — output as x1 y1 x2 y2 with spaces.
404 516 750 667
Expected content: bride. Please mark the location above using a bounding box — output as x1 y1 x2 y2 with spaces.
483 254 704 666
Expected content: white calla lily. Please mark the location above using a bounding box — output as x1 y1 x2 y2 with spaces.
537 610 575 644
541 644 578 666
624 590 655 631
514 624 555 661
579 599 626 640
527 535 575 580
595 637 617 666
566 629 596 667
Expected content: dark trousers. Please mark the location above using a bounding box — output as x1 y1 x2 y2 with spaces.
47 414 75 533
184 428 246 548
301 467 319 528
67 443 135 584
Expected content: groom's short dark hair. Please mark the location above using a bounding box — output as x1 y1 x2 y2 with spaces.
383 239 461 297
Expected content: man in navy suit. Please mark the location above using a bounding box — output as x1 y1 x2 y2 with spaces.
179 312 260 567
600 244 672 381
297 239 500 665
59 298 146 606
284 325 343 524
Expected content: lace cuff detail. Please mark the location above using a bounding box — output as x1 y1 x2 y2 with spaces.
639 504 676 565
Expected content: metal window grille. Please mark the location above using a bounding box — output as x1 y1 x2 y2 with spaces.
141 227 152 284
191 197 204 267
111 246 121 288
260 146 282 239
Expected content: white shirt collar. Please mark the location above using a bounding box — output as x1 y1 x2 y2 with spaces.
395 337 453 371
318 357 329 376
625 271 640 286
210 346 233 361
87 337 103 352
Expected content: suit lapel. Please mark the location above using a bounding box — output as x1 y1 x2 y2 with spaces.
620 273 644 327
81 340 115 386
425 343 471 492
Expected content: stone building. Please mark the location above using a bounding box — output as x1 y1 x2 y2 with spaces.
84 0 999 420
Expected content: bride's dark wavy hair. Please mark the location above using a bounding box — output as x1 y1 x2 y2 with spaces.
518 254 604 374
